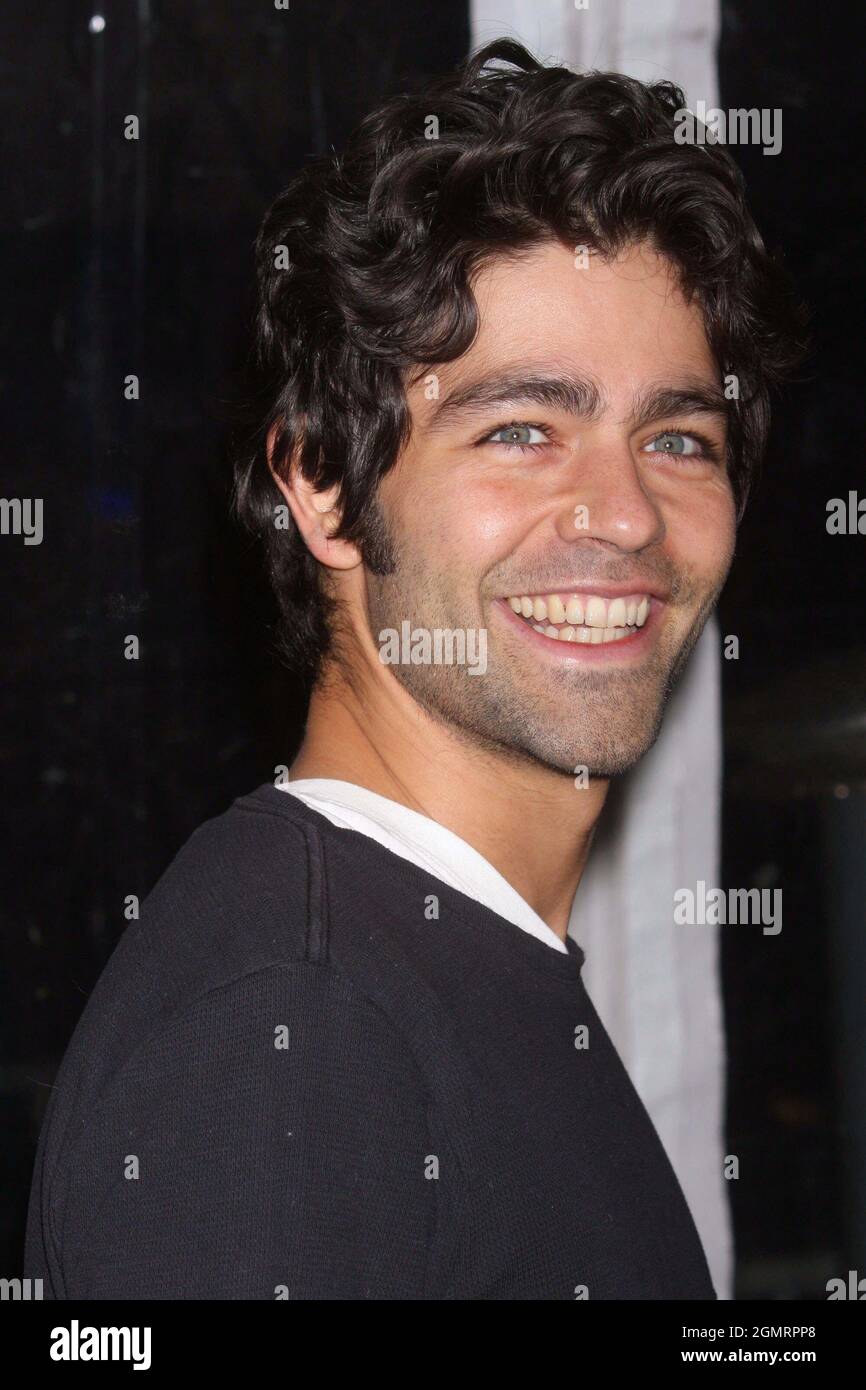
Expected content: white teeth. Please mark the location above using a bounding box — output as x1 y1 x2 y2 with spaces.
527 620 641 644
608 598 626 629
547 594 566 624
585 596 607 629
507 590 653 640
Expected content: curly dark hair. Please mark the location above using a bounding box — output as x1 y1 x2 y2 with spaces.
233 37 807 685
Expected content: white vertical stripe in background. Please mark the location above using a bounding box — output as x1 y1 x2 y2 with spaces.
471 0 732 1299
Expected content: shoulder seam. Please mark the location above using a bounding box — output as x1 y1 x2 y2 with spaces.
227 796 330 965
301 819 329 964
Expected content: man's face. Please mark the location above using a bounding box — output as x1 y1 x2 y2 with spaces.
363 239 737 777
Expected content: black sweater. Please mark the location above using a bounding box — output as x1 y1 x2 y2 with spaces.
25 783 716 1300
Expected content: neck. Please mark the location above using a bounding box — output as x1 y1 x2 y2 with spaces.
290 661 608 942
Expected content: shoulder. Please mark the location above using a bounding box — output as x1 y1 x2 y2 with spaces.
136 781 319 998
35 784 346 1168
25 784 477 1296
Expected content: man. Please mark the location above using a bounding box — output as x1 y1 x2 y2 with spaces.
26 39 803 1299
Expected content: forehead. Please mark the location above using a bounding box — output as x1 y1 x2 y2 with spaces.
415 239 717 408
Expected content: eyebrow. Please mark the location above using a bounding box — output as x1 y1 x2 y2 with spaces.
629 383 730 433
423 369 730 435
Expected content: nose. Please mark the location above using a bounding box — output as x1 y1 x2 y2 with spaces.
552 439 665 553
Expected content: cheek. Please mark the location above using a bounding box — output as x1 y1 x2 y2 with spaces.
471 488 528 546
459 466 552 537
665 484 737 584
395 464 532 564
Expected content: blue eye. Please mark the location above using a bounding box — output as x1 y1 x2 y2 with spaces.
644 432 703 457
485 423 550 448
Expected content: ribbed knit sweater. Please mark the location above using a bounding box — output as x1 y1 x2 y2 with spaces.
25 783 716 1300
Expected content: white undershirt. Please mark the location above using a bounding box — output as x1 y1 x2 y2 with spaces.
277 777 568 954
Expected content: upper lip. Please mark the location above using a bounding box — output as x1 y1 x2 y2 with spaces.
498 583 670 601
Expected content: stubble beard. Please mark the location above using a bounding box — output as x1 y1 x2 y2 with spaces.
359 502 724 779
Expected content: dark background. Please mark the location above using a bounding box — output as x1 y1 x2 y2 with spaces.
2 0 864 1298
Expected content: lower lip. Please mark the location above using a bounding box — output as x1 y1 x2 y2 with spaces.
494 598 661 663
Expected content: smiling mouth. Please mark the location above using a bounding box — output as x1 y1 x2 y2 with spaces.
504 591 652 644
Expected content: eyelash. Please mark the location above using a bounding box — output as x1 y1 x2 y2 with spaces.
476 421 553 455
647 424 723 465
478 420 723 464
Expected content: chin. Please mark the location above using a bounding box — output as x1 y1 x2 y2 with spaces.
524 710 667 780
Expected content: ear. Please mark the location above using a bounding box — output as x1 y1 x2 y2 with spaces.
266 424 362 572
